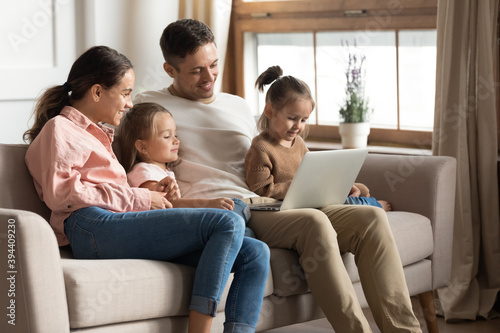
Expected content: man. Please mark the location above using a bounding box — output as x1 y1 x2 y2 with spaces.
134 18 422 333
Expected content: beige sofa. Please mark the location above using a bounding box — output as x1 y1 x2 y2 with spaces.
0 143 456 333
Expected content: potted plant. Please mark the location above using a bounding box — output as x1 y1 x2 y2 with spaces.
338 40 372 149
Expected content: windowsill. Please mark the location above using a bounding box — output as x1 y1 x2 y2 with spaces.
305 140 432 156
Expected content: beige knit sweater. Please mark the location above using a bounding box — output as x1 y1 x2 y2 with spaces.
244 132 309 200
244 132 370 200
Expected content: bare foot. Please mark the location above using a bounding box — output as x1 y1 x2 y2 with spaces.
378 200 392 212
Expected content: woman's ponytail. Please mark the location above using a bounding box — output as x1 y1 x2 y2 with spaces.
23 45 132 143
23 84 71 143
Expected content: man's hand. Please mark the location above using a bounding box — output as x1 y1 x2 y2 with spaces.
206 198 235 210
150 191 173 210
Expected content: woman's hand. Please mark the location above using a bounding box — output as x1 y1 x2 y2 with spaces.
150 191 173 210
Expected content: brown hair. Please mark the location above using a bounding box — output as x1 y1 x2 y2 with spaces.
116 102 180 173
23 46 133 143
159 19 215 70
255 66 315 136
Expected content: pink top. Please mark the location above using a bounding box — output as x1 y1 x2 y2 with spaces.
25 106 151 246
127 162 181 197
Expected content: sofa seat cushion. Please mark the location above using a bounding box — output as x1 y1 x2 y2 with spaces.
62 258 274 329
270 211 433 297
386 211 434 265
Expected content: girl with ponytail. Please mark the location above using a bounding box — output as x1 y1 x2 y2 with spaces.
244 65 390 210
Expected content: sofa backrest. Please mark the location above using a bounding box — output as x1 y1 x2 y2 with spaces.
0 144 51 221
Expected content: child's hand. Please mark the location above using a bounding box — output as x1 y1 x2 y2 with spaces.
150 191 173 210
157 176 181 201
354 182 371 197
349 184 361 197
206 198 235 210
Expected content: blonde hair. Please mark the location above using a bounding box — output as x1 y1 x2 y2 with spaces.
116 102 180 172
255 66 315 138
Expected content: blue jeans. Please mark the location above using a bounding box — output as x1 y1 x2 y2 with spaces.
232 198 256 238
345 196 382 208
65 206 270 333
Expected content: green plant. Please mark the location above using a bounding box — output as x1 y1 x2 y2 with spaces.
339 40 372 123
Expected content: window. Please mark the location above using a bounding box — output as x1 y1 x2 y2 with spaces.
315 31 399 128
230 0 438 147
246 30 436 131
398 30 437 130
245 33 316 121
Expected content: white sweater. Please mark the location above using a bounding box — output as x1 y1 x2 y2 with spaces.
134 88 259 199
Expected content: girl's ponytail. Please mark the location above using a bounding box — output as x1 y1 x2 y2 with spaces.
255 65 283 92
254 65 315 136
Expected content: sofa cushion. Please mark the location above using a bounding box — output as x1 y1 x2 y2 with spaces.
270 211 433 297
386 211 434 266
0 144 51 220
62 259 274 329
61 211 433 328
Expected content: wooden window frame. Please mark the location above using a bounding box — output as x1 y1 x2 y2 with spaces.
227 0 438 148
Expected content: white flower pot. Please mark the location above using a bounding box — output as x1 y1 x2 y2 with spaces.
339 122 370 149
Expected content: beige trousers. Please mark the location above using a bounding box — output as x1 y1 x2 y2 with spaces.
245 199 422 333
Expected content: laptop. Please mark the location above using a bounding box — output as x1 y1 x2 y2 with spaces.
248 148 369 211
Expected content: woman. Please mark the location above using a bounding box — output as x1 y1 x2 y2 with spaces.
23 45 269 333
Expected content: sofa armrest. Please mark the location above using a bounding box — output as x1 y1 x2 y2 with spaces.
356 154 457 289
0 208 69 333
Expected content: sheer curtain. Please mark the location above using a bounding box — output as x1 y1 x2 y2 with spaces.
178 0 233 93
433 0 500 321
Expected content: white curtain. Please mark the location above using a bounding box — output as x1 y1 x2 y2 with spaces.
433 0 500 321
178 0 233 93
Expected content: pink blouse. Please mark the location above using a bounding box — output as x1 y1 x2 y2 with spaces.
25 106 151 246
127 162 181 198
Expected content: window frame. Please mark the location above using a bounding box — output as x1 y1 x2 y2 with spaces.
230 0 438 148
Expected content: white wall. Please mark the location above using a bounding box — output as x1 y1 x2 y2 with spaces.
86 0 177 95
0 0 178 144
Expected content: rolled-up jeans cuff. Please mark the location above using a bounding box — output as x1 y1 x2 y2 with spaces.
189 295 219 317
223 322 256 333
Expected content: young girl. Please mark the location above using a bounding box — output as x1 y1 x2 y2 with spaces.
116 102 255 235
244 65 391 211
